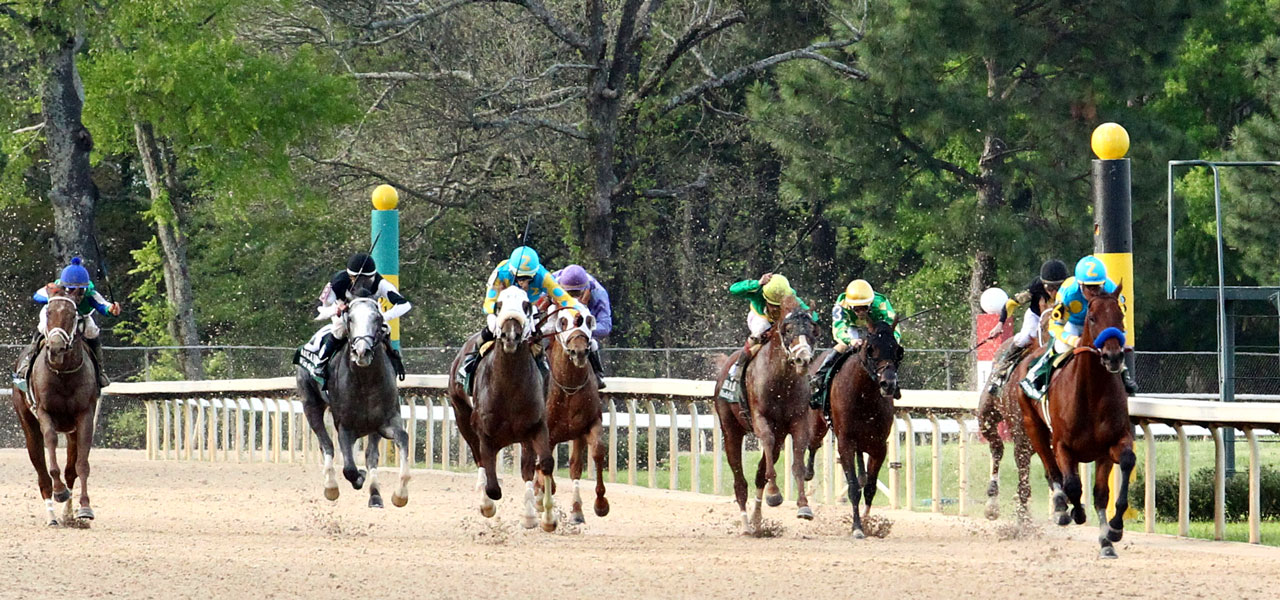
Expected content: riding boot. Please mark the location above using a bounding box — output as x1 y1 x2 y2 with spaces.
85 337 110 388
733 338 759 421
987 344 1025 396
1121 367 1139 396
535 349 550 392
12 332 40 391
587 348 607 390
383 337 406 381
1019 351 1053 401
809 350 839 410
317 334 341 390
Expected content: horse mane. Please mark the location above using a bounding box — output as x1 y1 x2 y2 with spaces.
351 287 375 299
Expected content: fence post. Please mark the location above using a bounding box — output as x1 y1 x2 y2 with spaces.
145 400 156 460
248 399 258 463
425 396 436 469
888 419 899 509
405 395 417 467
235 399 245 462
1247 428 1260 544
442 397 452 472
628 398 638 487
668 400 678 491
1175 424 1190 537
712 408 723 495
647 400 657 489
1212 426 1226 541
609 397 618 484
955 417 967 515
690 401 701 494
1142 421 1155 533
183 399 194 460
929 414 941 513
823 427 835 504
903 413 915 511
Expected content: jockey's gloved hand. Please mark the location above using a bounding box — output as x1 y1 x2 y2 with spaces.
109 302 121 316
834 342 850 353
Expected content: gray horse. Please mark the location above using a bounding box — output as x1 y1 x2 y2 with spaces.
296 295 410 508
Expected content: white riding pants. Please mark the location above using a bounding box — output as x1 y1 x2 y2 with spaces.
1052 322 1082 354
747 311 771 338
1012 309 1041 348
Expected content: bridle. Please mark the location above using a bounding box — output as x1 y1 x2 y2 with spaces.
44 295 86 374
344 298 385 356
859 328 900 386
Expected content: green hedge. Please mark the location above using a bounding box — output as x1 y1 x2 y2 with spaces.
1132 465 1280 522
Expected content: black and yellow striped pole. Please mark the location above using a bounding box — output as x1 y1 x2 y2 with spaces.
1092 123 1139 520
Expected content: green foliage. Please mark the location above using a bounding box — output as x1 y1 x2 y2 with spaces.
115 236 174 346
101 405 148 448
1133 465 1280 522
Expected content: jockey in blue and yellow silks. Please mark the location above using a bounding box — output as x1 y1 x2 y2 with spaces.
1019 256 1137 400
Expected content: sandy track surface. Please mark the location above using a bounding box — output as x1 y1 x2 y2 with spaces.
0 449 1275 599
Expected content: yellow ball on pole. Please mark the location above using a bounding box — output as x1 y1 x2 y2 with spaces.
1091 122 1130 160
371 184 399 210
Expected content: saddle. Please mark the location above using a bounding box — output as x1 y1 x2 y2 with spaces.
810 351 855 414
456 340 495 396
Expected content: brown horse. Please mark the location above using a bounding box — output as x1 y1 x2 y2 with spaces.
1018 284 1134 558
976 334 1042 522
713 296 816 533
12 292 100 526
805 320 901 538
522 306 609 524
448 286 557 531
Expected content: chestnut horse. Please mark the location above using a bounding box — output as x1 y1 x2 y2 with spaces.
805 320 901 538
976 332 1042 522
522 306 609 524
448 287 557 531
713 295 816 533
1018 284 1134 558
12 292 99 526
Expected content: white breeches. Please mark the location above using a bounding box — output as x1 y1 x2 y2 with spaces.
747 311 772 338
329 314 347 339
38 306 98 339
1012 310 1041 348
1052 322 1082 354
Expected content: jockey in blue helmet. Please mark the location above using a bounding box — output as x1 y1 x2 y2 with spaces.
15 257 121 388
1019 255 1136 400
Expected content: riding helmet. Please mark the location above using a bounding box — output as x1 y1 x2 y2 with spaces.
1039 259 1069 285
842 279 875 307
557 264 591 291
508 246 541 277
1074 256 1108 285
59 256 91 289
762 274 794 305
346 253 377 276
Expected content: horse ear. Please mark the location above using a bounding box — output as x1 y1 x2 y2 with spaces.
1114 280 1124 297
895 345 905 362
523 300 532 315
891 314 901 330
586 314 596 331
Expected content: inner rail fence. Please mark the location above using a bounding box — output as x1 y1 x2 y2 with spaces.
100 375 1280 545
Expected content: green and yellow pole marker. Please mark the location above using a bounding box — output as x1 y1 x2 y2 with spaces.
371 184 401 350
1092 123 1139 520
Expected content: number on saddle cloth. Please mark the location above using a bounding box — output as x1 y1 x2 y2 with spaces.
718 362 740 403
293 325 343 384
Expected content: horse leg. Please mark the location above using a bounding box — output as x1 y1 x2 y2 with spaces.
383 423 411 507
1109 444 1136 542
63 428 78 523
477 439 500 519
568 438 586 524
1054 443 1085 525
1093 457 1118 558
756 429 782 509
531 424 558 532
518 441 537 528
35 411 70 505
1012 430 1034 524
978 402 1004 520
839 436 865 539
364 434 383 508
302 395 339 500
722 419 750 533
863 441 887 523
69 409 94 521
588 420 609 518
15 401 55 525
790 423 813 520
337 427 365 490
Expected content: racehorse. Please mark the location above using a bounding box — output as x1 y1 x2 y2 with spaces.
297 293 411 508
805 320 901 538
448 287 557 532
1018 283 1135 558
712 295 816 532
12 291 100 525
976 334 1041 522
522 306 609 524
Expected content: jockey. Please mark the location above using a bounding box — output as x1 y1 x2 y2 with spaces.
15 257 121 388
725 273 816 405
461 246 587 385
549 264 611 389
296 253 410 386
810 279 899 397
1019 256 1137 400
982 259 1069 395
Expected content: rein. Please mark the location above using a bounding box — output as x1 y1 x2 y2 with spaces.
43 296 85 373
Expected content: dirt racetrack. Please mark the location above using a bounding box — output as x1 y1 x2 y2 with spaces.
0 449 1275 599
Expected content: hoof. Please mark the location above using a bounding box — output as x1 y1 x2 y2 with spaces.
853 529 866 540
797 506 814 520
1107 527 1124 543
1099 546 1118 559
47 519 59 527
1055 512 1071 527
765 493 784 508
522 515 537 529
1072 506 1086 525
324 487 340 501
352 473 366 490
480 504 496 518
984 502 1000 521
75 507 94 521
53 489 71 503
594 497 610 517
369 495 384 509
540 518 558 533
391 493 408 508
570 512 586 525
986 480 999 497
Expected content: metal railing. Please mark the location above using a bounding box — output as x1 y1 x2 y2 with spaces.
103 374 1280 544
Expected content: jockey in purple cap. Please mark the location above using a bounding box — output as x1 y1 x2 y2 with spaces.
549 264 612 389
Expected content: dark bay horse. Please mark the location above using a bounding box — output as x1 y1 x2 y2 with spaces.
448 287 557 531
1019 284 1134 558
297 295 411 508
12 292 99 525
805 320 901 538
713 296 815 533
523 306 609 524
976 333 1042 522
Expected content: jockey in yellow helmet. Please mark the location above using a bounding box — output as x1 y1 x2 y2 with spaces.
722 273 817 408
809 279 899 399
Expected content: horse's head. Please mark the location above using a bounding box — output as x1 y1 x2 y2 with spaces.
44 294 81 357
1081 281 1127 374
344 294 385 368
494 286 534 354
862 319 904 398
777 297 815 372
555 307 595 369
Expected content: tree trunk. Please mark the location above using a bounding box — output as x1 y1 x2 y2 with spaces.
41 34 97 264
133 121 204 380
